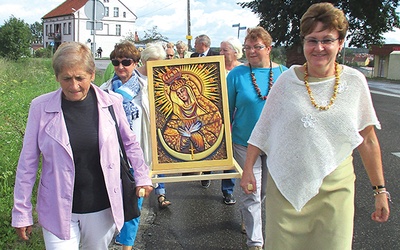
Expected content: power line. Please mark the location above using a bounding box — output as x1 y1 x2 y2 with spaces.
135 0 181 18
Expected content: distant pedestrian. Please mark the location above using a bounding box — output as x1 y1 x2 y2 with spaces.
97 47 103 58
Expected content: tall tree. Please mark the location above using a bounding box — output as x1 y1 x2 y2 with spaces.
0 16 32 60
140 26 169 44
239 0 400 64
30 21 43 44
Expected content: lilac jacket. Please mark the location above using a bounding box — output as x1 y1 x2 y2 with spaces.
11 84 152 240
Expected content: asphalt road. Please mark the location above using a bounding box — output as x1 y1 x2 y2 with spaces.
101 60 400 250
137 80 400 250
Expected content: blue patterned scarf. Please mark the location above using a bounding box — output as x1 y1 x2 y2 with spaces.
111 73 141 129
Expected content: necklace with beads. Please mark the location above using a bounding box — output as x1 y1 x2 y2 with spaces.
249 59 273 100
303 62 340 111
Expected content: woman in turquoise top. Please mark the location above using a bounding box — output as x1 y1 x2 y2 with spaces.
225 27 287 249
228 65 286 145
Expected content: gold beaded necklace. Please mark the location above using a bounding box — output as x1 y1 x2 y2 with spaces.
303 62 340 111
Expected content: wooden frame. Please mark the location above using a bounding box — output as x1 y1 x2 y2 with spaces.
147 56 241 183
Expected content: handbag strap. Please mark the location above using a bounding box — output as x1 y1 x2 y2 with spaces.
108 105 129 167
109 104 146 198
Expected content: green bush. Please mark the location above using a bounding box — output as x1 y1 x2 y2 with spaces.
33 47 52 58
0 16 32 61
0 58 104 248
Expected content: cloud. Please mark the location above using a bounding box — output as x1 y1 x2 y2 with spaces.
384 28 400 44
0 0 61 24
129 0 259 45
0 0 398 47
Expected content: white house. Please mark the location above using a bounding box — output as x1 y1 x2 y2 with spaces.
42 0 137 58
369 44 400 80
387 51 400 80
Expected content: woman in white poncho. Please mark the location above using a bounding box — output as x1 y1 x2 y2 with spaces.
240 3 390 250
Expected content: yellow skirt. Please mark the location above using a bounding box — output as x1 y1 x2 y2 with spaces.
265 156 355 250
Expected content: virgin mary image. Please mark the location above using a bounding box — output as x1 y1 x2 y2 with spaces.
158 67 223 161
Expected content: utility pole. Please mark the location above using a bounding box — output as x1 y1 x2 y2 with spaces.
92 0 96 58
84 0 104 58
187 0 192 50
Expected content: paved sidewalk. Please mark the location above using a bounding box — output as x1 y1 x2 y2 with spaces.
108 198 152 250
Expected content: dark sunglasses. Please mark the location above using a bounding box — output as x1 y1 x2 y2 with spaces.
111 58 134 66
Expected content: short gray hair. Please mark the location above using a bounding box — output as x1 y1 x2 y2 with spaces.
195 34 211 48
52 41 95 77
222 37 243 59
141 42 167 63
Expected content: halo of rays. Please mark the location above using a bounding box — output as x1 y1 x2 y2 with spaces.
152 62 221 118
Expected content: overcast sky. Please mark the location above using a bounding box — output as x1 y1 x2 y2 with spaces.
0 0 399 46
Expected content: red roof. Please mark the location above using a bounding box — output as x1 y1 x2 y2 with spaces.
369 44 400 56
42 0 88 19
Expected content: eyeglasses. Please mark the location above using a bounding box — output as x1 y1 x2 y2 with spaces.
111 58 134 66
243 45 266 52
303 38 339 46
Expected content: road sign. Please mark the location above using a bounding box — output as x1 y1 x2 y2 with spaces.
86 21 103 30
84 0 105 20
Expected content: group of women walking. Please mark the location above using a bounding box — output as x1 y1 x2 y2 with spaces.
11 2 390 250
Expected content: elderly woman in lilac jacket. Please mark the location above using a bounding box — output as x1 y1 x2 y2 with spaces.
11 41 153 250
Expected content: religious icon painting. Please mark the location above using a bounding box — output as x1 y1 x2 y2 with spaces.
147 56 234 172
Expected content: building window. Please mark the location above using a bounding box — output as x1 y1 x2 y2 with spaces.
105 7 109 17
55 23 61 33
123 12 126 18
114 7 119 17
68 22 72 35
63 23 67 35
46 24 49 35
116 24 121 36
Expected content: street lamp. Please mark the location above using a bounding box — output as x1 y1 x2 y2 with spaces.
232 23 247 39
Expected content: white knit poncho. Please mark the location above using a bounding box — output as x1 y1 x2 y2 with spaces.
248 65 380 211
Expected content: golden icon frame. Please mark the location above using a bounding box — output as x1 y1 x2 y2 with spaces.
147 56 241 183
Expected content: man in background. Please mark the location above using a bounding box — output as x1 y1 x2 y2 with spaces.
190 34 218 57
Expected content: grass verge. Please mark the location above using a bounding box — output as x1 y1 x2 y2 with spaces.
0 57 103 249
